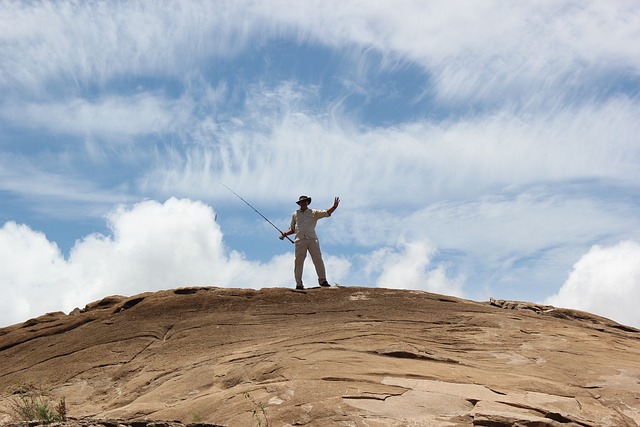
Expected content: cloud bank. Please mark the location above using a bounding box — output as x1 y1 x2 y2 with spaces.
3 199 637 329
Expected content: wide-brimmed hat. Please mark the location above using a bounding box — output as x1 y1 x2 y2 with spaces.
296 195 312 205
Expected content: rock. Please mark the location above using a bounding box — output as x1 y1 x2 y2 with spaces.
1 287 639 426
3 420 224 427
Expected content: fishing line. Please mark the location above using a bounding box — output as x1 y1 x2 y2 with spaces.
220 182 294 244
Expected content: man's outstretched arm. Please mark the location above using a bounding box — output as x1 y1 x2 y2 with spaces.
328 197 340 215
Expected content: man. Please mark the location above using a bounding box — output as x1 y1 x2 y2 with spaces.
280 195 340 290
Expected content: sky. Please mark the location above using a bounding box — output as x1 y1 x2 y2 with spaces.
1 1 639 329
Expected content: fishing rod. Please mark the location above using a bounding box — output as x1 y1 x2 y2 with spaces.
220 182 294 244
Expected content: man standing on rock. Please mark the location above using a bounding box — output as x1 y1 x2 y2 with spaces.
280 195 340 290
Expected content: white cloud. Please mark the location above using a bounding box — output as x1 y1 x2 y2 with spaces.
253 1 640 104
546 241 640 328
329 188 640 301
0 222 68 324
361 240 464 297
0 198 290 327
2 94 191 140
0 1 256 93
3 2 639 207
0 154 133 219
137 89 640 225
406 191 638 256
3 1 638 104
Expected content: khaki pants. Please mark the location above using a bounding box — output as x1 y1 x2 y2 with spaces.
294 238 327 287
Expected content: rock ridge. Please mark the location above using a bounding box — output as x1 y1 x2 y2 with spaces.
1 286 639 426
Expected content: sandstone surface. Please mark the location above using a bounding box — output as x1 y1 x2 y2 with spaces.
1 286 639 426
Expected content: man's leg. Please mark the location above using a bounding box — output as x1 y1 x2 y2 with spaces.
294 239 309 288
308 239 328 285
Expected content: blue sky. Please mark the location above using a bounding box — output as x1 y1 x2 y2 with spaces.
1 1 639 328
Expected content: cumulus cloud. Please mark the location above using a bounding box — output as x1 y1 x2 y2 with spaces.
360 240 464 297
0 222 68 325
546 241 640 328
0 198 289 327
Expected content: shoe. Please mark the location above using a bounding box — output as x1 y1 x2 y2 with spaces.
296 285 304 290
319 281 331 287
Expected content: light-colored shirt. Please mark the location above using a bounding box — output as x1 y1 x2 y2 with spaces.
290 209 330 240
